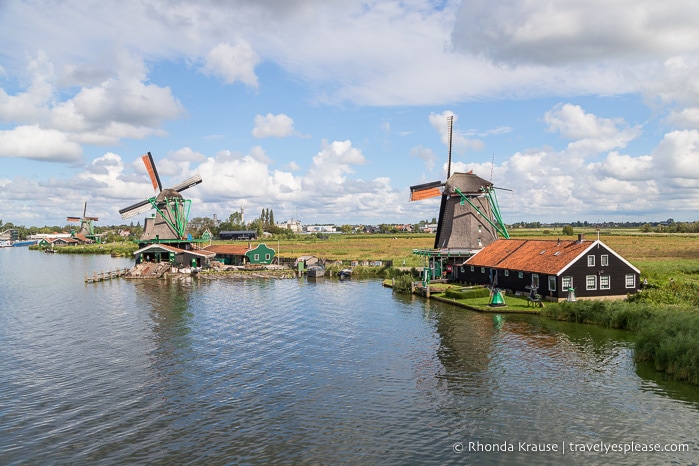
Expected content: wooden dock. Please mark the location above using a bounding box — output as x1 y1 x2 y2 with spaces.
85 268 130 283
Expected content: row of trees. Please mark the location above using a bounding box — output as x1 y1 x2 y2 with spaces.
5 215 699 241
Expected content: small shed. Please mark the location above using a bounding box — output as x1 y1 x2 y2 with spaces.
295 255 321 273
456 236 641 301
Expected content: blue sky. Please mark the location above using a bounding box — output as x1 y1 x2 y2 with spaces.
2 0 699 228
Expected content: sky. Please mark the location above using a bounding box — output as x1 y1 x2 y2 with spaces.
2 0 699 229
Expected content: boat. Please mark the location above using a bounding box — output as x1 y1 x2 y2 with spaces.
12 240 37 247
339 268 352 279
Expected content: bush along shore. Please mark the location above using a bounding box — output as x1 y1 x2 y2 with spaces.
540 282 699 385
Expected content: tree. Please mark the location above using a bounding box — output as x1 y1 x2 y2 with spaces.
561 225 574 236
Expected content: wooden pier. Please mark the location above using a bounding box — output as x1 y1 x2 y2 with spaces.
85 268 130 283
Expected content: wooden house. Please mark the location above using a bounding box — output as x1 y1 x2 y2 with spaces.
133 243 215 268
455 236 641 301
245 243 275 265
204 243 275 266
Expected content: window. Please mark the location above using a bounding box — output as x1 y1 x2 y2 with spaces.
460 267 464 273
531 274 540 289
478 238 482 247
470 266 474 272
586 275 597 290
481 267 485 273
265 253 271 260
254 254 260 261
601 254 609 267
504 270 509 277
587 255 595 267
562 276 573 290
518 271 523 279
625 274 636 288
548 276 556 291
600 275 610 290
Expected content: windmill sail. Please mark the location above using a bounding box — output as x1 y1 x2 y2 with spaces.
142 152 162 192
118 152 202 241
409 180 443 201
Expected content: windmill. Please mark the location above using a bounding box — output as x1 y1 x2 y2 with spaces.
119 152 202 243
67 202 100 241
409 116 510 251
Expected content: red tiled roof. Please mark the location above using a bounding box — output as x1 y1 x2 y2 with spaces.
204 244 250 255
466 239 593 275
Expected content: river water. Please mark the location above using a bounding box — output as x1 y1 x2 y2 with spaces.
1 247 698 465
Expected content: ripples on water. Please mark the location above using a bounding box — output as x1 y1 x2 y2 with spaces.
1 248 698 465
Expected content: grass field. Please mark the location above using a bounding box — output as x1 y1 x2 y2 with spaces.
271 230 699 281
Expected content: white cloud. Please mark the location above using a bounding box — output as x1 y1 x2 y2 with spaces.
652 129 699 180
252 113 295 138
0 125 82 162
201 41 259 87
545 103 642 154
451 0 699 65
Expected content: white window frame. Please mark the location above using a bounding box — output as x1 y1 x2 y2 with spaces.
625 274 636 288
481 267 485 273
587 255 595 267
586 275 597 290
531 273 540 289
518 271 523 279
562 276 573 290
600 275 611 290
504 270 509 277
548 276 556 291
601 254 609 267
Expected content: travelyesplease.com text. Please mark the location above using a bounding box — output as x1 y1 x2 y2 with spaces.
452 440 690 455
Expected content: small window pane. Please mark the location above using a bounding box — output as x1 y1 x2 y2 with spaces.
586 275 597 290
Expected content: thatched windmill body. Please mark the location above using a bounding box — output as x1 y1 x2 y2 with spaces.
410 116 509 252
67 202 100 242
119 152 202 244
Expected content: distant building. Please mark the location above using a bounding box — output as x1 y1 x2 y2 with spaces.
277 219 302 233
305 225 337 233
219 230 258 241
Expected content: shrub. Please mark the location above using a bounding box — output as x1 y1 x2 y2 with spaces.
444 287 491 300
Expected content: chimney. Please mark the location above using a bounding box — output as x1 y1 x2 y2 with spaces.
577 234 584 243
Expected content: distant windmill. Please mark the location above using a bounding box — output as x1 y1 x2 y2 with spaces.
118 152 202 243
409 116 510 250
67 202 99 240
